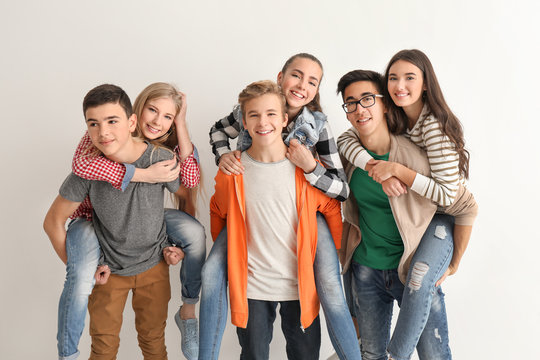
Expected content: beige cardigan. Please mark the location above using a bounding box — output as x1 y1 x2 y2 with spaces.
339 130 478 283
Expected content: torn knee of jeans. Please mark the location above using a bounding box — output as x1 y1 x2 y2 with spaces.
408 262 429 291
434 225 447 239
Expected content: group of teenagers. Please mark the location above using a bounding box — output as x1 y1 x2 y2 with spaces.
43 49 478 360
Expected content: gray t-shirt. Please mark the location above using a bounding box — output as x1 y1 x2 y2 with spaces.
59 142 180 276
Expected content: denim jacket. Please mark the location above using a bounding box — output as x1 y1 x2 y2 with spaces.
235 106 327 151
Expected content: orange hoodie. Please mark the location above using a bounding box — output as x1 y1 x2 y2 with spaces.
210 165 343 329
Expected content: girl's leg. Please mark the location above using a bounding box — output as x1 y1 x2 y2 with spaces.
164 208 206 304
415 287 451 360
198 228 228 360
313 213 361 359
164 209 206 360
387 214 454 360
57 218 100 360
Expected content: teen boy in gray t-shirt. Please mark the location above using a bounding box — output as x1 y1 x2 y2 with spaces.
44 84 182 359
59 143 179 276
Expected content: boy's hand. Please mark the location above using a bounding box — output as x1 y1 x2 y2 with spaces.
95 265 111 285
368 159 395 184
286 139 317 173
163 246 185 265
219 151 244 175
381 177 407 197
436 264 457 287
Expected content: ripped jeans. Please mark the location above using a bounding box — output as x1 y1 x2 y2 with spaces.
351 214 454 360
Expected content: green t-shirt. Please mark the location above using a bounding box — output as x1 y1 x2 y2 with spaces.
349 150 403 270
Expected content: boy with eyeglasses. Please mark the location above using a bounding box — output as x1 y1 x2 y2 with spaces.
336 70 477 360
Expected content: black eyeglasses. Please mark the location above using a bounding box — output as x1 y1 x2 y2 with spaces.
341 94 383 113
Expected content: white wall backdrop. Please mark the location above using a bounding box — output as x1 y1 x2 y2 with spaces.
1 0 538 359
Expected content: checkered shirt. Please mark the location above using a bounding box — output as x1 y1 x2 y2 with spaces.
70 132 200 219
209 107 349 201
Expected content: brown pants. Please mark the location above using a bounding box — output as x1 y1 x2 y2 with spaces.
88 261 170 360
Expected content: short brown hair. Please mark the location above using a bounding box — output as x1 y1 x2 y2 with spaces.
238 80 286 117
82 84 132 119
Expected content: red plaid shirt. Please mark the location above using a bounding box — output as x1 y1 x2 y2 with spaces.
70 132 201 220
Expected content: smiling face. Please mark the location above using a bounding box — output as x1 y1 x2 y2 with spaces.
138 97 177 140
277 57 322 115
85 102 137 160
242 93 288 149
343 81 387 139
387 60 426 113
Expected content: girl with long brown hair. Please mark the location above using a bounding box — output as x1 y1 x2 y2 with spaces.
337 49 478 359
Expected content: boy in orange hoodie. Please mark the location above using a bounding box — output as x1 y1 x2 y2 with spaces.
209 80 344 359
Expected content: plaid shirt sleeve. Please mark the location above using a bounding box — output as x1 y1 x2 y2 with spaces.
174 144 201 188
304 122 350 202
71 131 126 190
209 106 242 165
70 196 94 220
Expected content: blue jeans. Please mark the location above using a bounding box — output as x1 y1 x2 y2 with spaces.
164 209 206 304
350 214 454 360
236 300 321 360
57 218 100 360
199 214 360 360
57 209 205 359
387 214 454 360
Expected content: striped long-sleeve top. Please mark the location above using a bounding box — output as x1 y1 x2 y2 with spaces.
337 105 462 207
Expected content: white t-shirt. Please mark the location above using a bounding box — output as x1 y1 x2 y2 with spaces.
242 152 299 301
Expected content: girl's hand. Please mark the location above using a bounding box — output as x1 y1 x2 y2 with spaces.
286 139 317 173
174 91 187 126
163 246 185 265
435 263 457 287
135 159 180 183
95 265 111 285
381 177 407 197
368 159 395 184
219 151 244 175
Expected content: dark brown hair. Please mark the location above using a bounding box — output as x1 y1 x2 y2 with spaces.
281 53 323 113
83 84 132 118
336 69 400 134
384 49 470 178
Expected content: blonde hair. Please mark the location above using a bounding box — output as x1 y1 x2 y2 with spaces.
133 82 183 150
238 80 287 117
133 82 199 214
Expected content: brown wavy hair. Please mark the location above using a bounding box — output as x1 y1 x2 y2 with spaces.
280 53 324 113
384 49 470 179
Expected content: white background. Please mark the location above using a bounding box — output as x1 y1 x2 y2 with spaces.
1 0 539 359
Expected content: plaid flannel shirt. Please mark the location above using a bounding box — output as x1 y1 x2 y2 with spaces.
70 132 200 219
209 107 349 201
